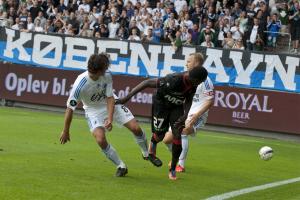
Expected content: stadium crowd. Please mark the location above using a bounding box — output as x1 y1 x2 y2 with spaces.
0 0 298 53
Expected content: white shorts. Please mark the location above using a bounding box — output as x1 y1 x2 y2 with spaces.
85 104 134 132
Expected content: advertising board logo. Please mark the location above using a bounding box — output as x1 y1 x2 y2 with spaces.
213 90 273 124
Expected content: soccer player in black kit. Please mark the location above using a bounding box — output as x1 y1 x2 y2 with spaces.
117 66 208 180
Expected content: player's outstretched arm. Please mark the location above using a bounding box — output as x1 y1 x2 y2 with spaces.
60 108 73 144
116 78 157 104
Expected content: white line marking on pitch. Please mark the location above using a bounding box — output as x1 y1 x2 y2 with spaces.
205 177 300 200
203 134 300 148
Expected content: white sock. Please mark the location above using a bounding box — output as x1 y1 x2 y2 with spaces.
102 144 126 168
178 135 189 168
134 130 149 157
165 143 172 152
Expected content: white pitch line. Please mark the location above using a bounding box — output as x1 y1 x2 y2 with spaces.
205 177 300 200
203 134 300 148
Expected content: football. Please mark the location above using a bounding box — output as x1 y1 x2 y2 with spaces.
259 146 273 161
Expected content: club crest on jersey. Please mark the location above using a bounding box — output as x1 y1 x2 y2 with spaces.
70 100 77 106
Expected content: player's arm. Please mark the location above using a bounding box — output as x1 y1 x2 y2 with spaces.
185 98 213 129
105 96 115 131
60 107 73 144
174 93 194 129
116 78 158 104
60 76 82 144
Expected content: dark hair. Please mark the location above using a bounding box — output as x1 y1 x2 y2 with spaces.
188 66 208 83
87 53 110 74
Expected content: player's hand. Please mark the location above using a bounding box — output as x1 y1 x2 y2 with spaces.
104 119 113 131
185 117 196 130
60 131 70 144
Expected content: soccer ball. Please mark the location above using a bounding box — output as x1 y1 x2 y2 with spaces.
259 146 273 161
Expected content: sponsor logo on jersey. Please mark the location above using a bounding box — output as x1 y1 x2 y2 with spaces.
164 94 184 105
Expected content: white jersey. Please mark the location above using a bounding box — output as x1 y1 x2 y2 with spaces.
189 77 214 116
67 71 113 114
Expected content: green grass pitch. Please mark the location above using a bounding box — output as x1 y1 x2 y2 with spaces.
0 107 300 200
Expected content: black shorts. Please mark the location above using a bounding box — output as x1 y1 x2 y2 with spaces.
151 97 184 139
291 20 300 41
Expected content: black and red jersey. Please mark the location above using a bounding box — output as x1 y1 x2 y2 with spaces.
155 72 197 107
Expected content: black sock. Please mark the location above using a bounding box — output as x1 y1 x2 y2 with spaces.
171 143 182 171
149 135 158 156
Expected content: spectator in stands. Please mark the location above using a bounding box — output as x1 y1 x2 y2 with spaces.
183 32 193 46
232 38 245 50
175 0 187 15
190 23 199 43
119 9 130 28
34 11 46 28
198 22 216 46
142 27 155 43
246 17 264 50
230 19 243 41
34 18 44 32
89 6 101 26
99 24 109 37
18 6 28 27
108 15 120 38
8 6 17 22
267 13 281 47
26 16 34 32
180 25 189 42
201 34 215 48
152 21 163 43
0 11 11 27
11 16 20 30
222 31 235 49
181 13 193 29
277 3 288 34
30 0 42 21
238 10 248 33
44 18 55 33
191 5 201 24
116 25 129 40
128 27 141 41
78 0 90 14
216 20 226 47
289 0 300 54
254 34 265 51
94 31 101 38
79 22 93 37
169 30 182 51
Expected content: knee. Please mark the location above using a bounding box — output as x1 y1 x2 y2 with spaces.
162 131 173 144
93 129 107 147
152 132 165 143
126 120 142 136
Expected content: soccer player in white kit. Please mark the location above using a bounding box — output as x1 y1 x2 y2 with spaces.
163 53 214 172
60 53 149 177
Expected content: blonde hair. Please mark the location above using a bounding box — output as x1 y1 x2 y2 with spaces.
190 53 204 66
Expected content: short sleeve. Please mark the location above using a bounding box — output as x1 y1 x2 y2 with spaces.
66 76 86 110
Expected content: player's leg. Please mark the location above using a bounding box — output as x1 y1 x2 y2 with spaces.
148 98 170 167
163 131 173 152
114 105 149 159
178 113 208 172
168 107 185 180
87 114 127 177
